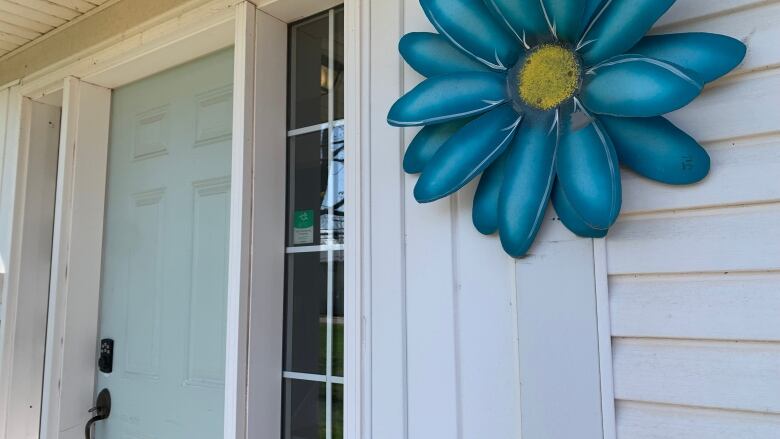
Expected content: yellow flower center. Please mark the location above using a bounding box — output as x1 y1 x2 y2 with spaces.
518 45 580 111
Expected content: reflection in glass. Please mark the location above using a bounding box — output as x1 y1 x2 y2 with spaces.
284 251 344 376
283 380 326 439
332 256 344 377
290 13 330 129
332 384 343 439
288 126 344 247
284 252 327 375
334 10 344 121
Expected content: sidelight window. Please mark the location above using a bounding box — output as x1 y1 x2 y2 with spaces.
282 6 345 439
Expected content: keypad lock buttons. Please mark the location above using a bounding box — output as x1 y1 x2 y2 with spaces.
98 338 113 373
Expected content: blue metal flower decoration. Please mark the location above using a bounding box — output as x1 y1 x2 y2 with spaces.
388 0 746 258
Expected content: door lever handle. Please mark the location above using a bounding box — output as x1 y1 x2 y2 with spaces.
85 388 111 439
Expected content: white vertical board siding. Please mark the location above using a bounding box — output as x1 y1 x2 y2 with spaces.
515 236 605 439
609 1 780 437
365 1 607 438
401 4 459 439
366 0 407 437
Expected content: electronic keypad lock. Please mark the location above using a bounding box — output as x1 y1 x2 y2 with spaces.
98 338 113 373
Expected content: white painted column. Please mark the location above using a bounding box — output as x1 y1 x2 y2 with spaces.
1 100 61 439
40 78 111 439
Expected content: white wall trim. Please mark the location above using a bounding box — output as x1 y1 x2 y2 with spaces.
252 0 344 23
594 238 617 439
343 0 366 437
244 7 288 439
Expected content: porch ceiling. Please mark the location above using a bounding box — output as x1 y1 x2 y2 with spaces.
0 0 111 58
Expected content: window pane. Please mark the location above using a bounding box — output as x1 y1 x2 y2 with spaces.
284 252 328 375
283 7 344 439
288 126 344 247
333 384 343 439
290 14 330 129
283 380 326 439
332 253 344 377
334 9 344 121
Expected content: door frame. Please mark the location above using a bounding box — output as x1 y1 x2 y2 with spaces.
0 0 363 438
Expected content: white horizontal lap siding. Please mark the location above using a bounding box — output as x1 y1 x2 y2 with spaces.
608 1 780 438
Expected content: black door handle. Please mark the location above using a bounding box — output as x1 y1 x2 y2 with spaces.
85 388 111 439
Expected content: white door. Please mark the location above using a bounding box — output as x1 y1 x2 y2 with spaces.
93 48 233 439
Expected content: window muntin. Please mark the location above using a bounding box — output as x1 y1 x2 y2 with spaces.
282 6 344 439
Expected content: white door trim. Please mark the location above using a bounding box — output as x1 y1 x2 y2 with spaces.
239 6 288 439
226 5 256 438
0 0 364 438
342 1 365 438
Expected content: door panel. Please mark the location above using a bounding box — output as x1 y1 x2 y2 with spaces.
96 48 233 439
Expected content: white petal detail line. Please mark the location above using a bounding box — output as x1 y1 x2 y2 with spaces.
454 115 523 192
548 108 560 135
573 96 586 114
577 103 620 226
586 56 703 91
576 38 596 51
539 0 558 40
388 99 508 127
487 0 525 48
530 110 559 241
577 0 613 51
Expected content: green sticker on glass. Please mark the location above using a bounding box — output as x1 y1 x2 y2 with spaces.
293 209 315 245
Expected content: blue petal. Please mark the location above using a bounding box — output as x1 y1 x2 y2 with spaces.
388 72 508 127
579 0 675 66
400 32 491 77
498 115 558 258
421 0 520 70
552 182 608 238
581 55 703 117
556 113 621 230
629 33 747 84
404 119 472 174
472 154 506 235
484 0 549 44
541 0 586 43
415 104 522 203
599 115 711 185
